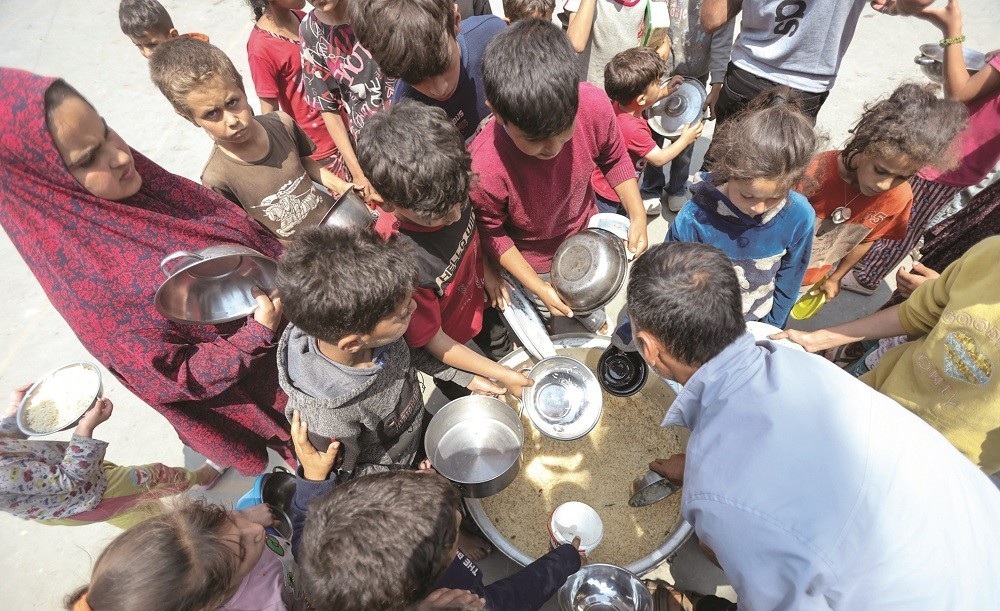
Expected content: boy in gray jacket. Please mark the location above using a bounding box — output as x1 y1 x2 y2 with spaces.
276 227 487 478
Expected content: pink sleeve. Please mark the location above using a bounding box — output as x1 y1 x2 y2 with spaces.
111 317 280 405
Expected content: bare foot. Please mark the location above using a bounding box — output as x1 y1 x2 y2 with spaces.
238 503 276 528
457 531 492 561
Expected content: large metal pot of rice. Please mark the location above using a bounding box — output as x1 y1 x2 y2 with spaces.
466 333 693 576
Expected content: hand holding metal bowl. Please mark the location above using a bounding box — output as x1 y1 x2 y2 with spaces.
550 228 629 315
914 43 986 84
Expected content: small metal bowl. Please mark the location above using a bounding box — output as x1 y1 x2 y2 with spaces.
558 564 653 611
522 355 603 441
914 43 986 84
317 189 375 230
17 362 103 436
155 244 278 325
551 228 628 314
268 506 294 540
629 470 679 508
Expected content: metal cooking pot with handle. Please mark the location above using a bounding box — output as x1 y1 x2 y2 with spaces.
318 189 376 230
424 395 524 498
154 244 278 325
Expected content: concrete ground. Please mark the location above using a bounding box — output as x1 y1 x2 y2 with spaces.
1 1 997 609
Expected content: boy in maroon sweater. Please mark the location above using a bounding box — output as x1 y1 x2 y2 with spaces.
469 20 648 324
357 100 532 401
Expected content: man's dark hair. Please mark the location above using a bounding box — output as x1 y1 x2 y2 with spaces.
483 19 579 139
627 242 745 367
350 0 457 84
604 47 665 105
118 0 174 37
357 100 471 220
299 471 462 610
277 227 417 343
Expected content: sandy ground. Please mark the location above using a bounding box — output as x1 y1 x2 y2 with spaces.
0 1 997 609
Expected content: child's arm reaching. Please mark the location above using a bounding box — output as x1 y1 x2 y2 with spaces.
320 111 376 201
424 329 533 398
289 410 340 555
301 156 355 198
915 0 1000 103
499 246 575 318
610 178 650 257
564 0 598 53
644 122 704 167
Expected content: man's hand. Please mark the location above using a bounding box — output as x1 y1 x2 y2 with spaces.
649 453 686 485
704 82 722 120
291 410 341 481
896 262 939 298
252 287 283 331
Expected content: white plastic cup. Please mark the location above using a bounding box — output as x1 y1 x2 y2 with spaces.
548 501 604 554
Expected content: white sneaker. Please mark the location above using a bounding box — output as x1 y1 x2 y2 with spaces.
666 193 689 212
642 195 662 216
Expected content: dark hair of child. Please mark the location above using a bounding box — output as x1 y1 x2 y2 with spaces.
118 0 174 38
502 0 556 22
482 19 580 139
277 226 418 343
299 471 462 611
64 500 239 611
148 36 246 121
245 0 271 21
840 82 968 175
627 242 746 368
707 88 818 189
350 0 456 84
356 100 472 221
604 47 666 106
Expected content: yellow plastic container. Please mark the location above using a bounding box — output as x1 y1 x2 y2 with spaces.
791 282 828 320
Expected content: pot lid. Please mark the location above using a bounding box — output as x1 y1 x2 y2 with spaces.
647 79 707 137
501 277 557 361
523 355 603 440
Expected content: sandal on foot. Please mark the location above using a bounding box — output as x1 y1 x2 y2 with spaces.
196 459 228 492
840 271 877 296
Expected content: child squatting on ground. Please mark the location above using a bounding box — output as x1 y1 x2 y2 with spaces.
469 19 649 332
797 82 967 302
118 0 208 58
355 99 532 401
148 36 354 241
1 389 222 529
593 46 703 215
667 90 818 328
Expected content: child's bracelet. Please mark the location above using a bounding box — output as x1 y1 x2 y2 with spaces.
940 34 966 47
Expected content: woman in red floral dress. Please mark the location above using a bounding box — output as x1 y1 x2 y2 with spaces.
0 68 292 475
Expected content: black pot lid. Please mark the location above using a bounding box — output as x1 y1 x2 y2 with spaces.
647 79 707 137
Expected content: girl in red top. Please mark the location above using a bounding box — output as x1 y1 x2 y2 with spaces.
245 0 346 180
799 83 966 301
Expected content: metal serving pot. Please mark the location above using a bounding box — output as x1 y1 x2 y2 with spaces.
154 244 278 325
551 228 628 314
467 333 693 576
318 189 376 230
559 564 653 611
914 43 986 84
424 395 524 498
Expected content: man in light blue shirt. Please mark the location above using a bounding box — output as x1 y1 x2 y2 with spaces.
627 241 1000 610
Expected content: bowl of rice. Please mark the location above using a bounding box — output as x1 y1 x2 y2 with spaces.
16 362 103 436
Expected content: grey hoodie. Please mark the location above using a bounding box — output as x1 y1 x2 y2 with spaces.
277 325 473 478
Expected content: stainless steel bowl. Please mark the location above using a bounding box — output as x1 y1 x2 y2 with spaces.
424 396 524 498
522 355 603 441
16 361 103 436
914 43 986 84
558 564 653 611
317 189 375 230
154 244 278 325
551 228 628 314
629 470 679 508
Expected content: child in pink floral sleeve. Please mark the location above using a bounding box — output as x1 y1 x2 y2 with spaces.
0 387 222 529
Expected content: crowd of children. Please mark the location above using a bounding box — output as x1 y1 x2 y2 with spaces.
1 0 998 609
